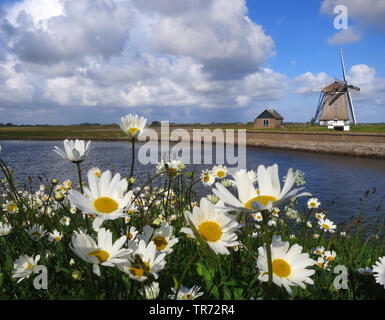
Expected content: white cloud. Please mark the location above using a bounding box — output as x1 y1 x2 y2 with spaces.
327 27 362 45
293 72 333 96
0 0 284 124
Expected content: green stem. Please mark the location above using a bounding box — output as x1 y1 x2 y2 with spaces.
262 210 273 300
129 138 135 178
75 162 84 195
174 247 199 300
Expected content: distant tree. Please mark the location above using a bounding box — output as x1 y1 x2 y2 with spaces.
150 121 161 126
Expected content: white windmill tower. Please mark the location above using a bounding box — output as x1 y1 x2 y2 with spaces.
311 49 360 131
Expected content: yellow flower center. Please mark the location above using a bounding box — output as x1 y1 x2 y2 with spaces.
167 167 178 177
93 197 118 214
322 223 330 230
245 196 277 210
309 202 317 207
316 250 322 255
130 261 150 277
198 221 222 242
272 258 291 278
327 256 334 261
129 127 140 137
153 237 168 251
32 232 41 239
216 170 225 178
187 293 193 300
88 249 110 263
94 171 101 177
317 262 323 268
8 204 17 212
54 236 61 243
27 263 33 270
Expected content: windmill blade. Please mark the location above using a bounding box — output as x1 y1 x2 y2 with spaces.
346 90 357 125
340 48 347 83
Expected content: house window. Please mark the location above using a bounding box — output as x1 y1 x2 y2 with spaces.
263 119 269 127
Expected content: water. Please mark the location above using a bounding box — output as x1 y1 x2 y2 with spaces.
1 140 384 228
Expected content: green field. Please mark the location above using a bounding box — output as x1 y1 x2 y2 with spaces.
0 123 384 140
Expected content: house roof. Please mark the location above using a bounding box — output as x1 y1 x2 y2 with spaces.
255 109 284 120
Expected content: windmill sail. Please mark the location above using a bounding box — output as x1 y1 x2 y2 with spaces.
340 48 357 125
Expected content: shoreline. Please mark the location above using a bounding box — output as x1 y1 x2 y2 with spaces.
1 130 385 160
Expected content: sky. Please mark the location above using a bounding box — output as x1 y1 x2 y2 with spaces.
0 0 384 125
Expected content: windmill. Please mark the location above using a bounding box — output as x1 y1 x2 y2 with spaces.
311 48 360 131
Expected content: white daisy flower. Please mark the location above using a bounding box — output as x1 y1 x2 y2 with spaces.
68 170 134 231
180 198 240 255
169 285 204 300
53 139 91 163
324 250 337 262
316 257 329 269
318 218 337 233
257 235 316 295
88 167 101 178
212 165 228 179
118 240 167 282
25 224 47 241
12 255 41 283
60 216 71 226
200 170 215 186
315 212 325 220
139 221 179 254
307 198 321 209
70 228 132 276
156 154 184 178
313 246 325 256
358 267 373 275
120 113 147 139
141 282 160 300
0 221 12 236
373 257 385 288
2 200 18 214
48 229 63 244
213 165 311 212
126 226 139 242
247 170 258 184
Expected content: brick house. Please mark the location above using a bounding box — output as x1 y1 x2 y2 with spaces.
254 109 284 129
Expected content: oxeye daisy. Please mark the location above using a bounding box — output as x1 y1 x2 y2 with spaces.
316 257 329 269
324 250 337 262
372 256 385 288
118 240 167 282
48 229 62 244
313 246 325 256
120 113 147 139
213 165 311 212
212 165 228 179
88 167 101 178
315 212 325 220
2 200 18 214
200 169 215 186
156 155 184 178
358 267 373 275
70 228 132 276
307 198 321 209
318 218 337 233
180 197 240 255
141 282 160 300
257 235 316 295
60 216 71 226
25 224 47 241
169 285 204 300
139 221 179 254
127 226 139 242
68 170 134 231
12 254 41 283
53 139 91 163
0 221 12 236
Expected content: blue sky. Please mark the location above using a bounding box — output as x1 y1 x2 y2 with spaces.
0 0 384 125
